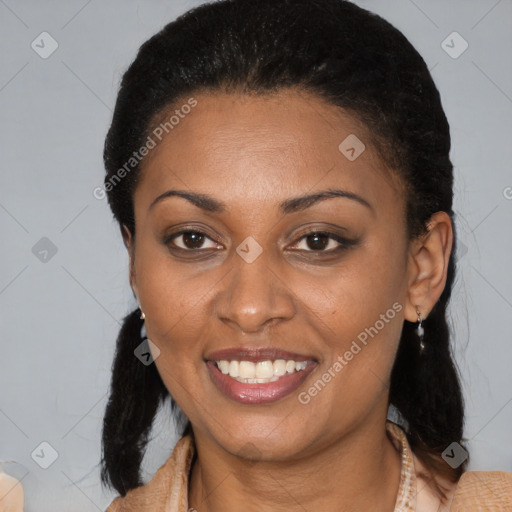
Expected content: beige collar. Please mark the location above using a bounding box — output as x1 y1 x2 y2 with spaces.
107 421 427 511
109 420 512 511
386 422 417 511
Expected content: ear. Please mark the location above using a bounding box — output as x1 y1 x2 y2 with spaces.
121 224 139 300
404 211 453 322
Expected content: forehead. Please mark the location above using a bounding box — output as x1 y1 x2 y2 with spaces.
135 89 404 215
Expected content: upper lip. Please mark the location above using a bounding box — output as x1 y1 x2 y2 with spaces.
205 347 317 363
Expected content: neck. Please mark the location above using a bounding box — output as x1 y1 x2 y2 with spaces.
188 417 402 512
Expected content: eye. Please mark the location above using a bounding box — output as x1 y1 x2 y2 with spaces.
290 231 354 252
166 230 221 250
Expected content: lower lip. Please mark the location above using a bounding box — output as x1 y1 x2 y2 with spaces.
206 360 316 404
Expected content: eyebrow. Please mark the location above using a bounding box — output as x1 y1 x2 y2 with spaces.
149 188 374 215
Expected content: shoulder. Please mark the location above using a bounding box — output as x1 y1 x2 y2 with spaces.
413 463 512 511
410 444 512 511
105 434 195 512
450 470 512 510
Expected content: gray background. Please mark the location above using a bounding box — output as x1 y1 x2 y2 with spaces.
0 0 511 510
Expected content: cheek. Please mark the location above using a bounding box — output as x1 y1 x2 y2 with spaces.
297 271 404 426
133 241 217 380
299 246 406 340
306 273 404 385
135 233 215 322
296 243 406 394
137 254 216 420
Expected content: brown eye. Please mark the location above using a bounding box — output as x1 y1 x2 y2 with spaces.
304 233 330 250
182 232 205 249
292 231 349 252
168 230 220 250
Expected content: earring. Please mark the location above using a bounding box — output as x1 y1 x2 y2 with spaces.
139 306 145 320
415 307 425 353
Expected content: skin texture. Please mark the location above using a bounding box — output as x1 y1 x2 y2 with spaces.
123 89 454 512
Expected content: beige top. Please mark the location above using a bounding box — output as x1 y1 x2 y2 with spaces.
106 422 512 511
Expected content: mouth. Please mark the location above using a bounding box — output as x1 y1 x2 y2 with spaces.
204 347 318 404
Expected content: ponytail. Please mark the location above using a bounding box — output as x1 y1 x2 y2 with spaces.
100 309 177 496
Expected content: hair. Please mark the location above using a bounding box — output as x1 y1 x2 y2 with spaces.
101 0 466 500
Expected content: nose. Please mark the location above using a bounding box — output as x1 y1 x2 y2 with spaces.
214 250 296 334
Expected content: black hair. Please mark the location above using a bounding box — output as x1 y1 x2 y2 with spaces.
101 0 466 499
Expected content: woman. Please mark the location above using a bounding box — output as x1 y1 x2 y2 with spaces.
100 0 512 510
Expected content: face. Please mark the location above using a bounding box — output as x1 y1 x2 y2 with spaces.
127 89 412 460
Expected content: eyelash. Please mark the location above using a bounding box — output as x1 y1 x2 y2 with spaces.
164 229 357 254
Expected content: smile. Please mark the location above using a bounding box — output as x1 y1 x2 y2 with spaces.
215 359 309 383
206 358 317 404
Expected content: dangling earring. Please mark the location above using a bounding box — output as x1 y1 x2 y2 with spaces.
138 305 147 339
415 307 425 354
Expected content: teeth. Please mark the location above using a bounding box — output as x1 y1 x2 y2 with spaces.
218 360 230 374
273 359 287 376
215 359 309 382
228 360 239 377
239 361 256 378
256 361 274 379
